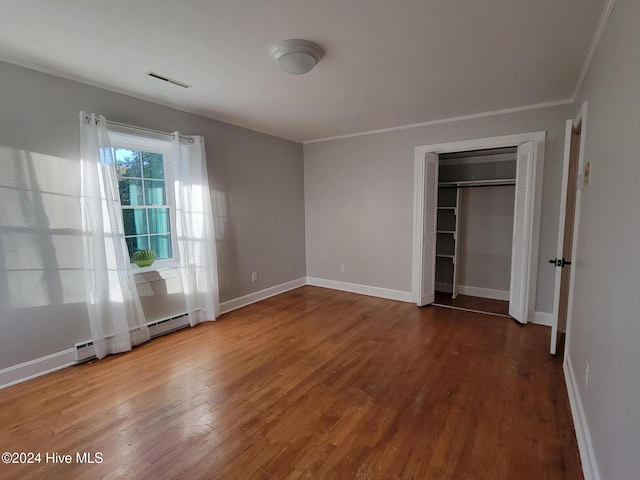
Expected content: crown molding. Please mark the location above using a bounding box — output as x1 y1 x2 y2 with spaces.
304 99 572 144
303 0 616 145
0 52 301 143
0 0 617 147
571 0 617 100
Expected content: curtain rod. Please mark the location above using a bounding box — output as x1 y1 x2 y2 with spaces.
107 120 195 143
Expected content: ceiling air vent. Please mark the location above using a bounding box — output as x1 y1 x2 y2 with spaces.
145 71 191 88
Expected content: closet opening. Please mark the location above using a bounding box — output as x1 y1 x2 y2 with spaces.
433 147 517 317
412 131 545 325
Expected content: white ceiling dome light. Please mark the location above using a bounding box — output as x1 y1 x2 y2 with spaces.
270 39 323 75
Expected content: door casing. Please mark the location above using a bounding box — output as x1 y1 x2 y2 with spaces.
412 131 546 324
561 102 588 358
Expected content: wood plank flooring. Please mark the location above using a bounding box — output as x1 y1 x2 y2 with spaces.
0 286 582 479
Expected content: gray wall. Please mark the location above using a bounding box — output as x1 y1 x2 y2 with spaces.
0 61 305 370
304 103 573 313
458 185 514 292
568 0 640 478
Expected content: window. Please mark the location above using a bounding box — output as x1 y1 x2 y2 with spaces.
109 132 175 264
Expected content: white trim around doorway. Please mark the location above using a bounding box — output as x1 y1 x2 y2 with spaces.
562 102 588 359
412 131 546 323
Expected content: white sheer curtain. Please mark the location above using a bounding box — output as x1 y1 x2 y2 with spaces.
79 112 149 359
171 132 220 326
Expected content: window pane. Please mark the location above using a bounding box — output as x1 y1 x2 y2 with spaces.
119 179 143 206
150 235 172 259
142 152 165 179
125 236 149 258
122 208 148 236
114 148 142 178
148 208 170 234
145 180 166 205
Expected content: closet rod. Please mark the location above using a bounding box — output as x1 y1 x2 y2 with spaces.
438 178 515 188
439 182 515 189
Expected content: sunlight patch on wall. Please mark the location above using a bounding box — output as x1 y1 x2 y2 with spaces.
0 146 85 309
211 189 227 241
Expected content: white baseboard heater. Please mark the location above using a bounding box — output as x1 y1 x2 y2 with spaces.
74 313 190 363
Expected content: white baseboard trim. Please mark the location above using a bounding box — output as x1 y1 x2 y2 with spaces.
306 277 413 303
531 311 553 327
458 285 510 301
0 280 553 390
220 277 307 314
1 277 306 389
564 354 600 480
0 349 76 391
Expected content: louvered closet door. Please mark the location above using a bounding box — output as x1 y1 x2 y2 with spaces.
509 142 535 323
420 153 439 306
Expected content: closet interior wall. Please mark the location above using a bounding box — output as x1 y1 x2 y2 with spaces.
435 148 517 301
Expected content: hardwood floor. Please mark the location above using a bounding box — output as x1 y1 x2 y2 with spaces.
434 291 511 316
0 286 582 479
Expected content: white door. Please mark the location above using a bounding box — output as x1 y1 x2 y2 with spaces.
509 142 535 323
419 153 439 306
549 120 573 353
550 120 580 354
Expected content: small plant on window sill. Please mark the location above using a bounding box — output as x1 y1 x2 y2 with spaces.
131 249 157 268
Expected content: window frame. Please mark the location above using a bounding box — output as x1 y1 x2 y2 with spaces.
109 131 179 271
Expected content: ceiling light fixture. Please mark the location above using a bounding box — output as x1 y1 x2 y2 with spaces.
269 39 323 75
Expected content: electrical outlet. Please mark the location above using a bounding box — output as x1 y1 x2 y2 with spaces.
585 361 590 387
251 272 258 282
339 264 345 273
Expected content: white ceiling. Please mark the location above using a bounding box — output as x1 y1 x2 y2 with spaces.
0 0 606 142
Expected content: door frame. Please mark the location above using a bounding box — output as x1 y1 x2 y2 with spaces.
412 131 546 323
562 102 588 359
550 108 585 354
